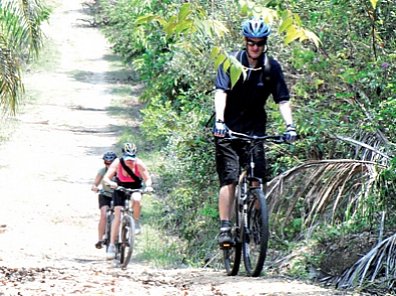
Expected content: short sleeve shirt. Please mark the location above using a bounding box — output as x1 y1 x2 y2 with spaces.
215 50 290 135
98 167 112 193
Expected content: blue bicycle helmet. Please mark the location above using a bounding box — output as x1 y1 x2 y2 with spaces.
242 18 271 38
103 151 117 162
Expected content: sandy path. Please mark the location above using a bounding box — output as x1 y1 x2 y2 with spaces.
0 0 118 267
0 1 349 295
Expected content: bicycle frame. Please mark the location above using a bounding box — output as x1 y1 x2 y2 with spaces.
111 186 151 268
229 129 284 218
222 129 285 276
228 129 284 176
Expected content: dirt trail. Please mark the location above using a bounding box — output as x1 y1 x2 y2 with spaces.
0 1 349 295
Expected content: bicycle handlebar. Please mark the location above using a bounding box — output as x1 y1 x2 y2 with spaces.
115 186 154 194
226 130 287 144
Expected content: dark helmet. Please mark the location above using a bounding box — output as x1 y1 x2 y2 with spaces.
121 143 137 156
242 18 271 39
102 151 117 162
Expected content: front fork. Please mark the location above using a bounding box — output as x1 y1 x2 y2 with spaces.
240 177 249 237
242 177 263 235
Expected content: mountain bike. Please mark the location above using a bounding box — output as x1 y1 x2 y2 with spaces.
102 187 150 269
222 130 286 277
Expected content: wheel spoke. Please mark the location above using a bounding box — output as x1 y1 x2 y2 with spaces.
242 189 269 277
223 184 242 276
119 215 135 268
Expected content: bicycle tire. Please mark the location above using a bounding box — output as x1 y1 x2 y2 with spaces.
104 212 113 252
242 188 269 277
223 184 242 276
119 214 135 269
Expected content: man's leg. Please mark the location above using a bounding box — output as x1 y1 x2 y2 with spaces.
215 138 238 247
219 184 235 221
218 183 235 246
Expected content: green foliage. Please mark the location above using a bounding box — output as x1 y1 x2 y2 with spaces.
97 0 396 271
0 0 49 115
140 97 179 143
373 158 396 227
135 195 188 267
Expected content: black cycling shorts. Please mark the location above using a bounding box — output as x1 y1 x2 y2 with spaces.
215 137 266 187
98 192 112 209
113 181 142 207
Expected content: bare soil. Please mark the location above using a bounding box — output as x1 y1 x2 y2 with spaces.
0 1 352 295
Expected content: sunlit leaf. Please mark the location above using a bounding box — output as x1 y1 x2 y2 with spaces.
279 17 293 33
136 14 159 24
294 13 302 26
214 53 226 69
196 19 229 39
240 4 249 16
230 64 242 88
178 3 192 21
284 25 302 44
174 20 194 34
222 58 231 72
227 55 245 87
210 46 221 59
370 0 379 9
164 21 177 36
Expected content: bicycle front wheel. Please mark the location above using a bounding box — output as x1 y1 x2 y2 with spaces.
104 212 113 251
242 188 269 277
223 184 242 276
119 215 135 269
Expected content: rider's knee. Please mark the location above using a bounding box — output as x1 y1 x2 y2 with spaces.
132 192 142 202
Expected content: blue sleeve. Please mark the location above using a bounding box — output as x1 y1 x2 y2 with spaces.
215 64 231 91
270 59 290 103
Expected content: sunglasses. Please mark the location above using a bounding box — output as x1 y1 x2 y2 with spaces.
246 39 266 47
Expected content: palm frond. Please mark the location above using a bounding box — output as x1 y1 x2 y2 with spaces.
336 133 392 164
267 159 386 234
0 0 49 59
0 36 23 115
335 233 396 293
0 0 49 114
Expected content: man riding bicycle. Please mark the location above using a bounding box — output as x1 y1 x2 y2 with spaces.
91 151 118 249
213 18 298 247
103 143 153 259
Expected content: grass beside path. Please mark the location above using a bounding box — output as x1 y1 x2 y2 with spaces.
102 52 188 268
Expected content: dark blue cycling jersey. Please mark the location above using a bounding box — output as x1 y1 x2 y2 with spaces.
215 50 290 135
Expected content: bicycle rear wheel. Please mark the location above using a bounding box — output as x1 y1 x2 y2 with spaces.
242 188 269 277
119 215 135 269
223 184 242 276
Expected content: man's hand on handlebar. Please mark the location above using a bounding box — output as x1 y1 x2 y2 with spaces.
213 119 228 137
283 124 298 143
